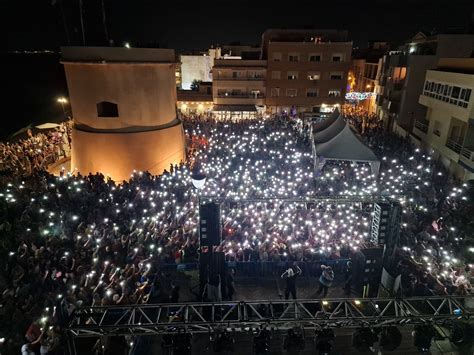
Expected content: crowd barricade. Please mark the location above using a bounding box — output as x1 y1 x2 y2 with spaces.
158 259 350 278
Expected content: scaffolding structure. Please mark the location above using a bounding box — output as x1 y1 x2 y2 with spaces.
68 296 473 338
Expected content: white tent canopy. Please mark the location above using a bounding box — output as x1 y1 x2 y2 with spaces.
35 123 61 129
312 108 340 133
313 115 346 144
315 122 380 176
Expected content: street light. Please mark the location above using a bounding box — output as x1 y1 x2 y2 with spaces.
191 164 207 190
57 97 68 119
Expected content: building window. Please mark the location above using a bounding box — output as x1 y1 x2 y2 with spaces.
460 88 471 101
332 54 343 62
273 53 282 62
97 101 118 117
307 72 321 80
330 72 343 80
287 71 298 80
451 86 460 98
288 53 299 62
306 89 319 97
286 89 297 97
309 54 321 62
271 71 281 79
328 90 341 97
423 80 471 108
271 88 280 97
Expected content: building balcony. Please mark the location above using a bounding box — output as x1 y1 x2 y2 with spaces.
217 93 265 99
446 138 463 154
461 146 474 162
414 119 429 133
214 94 266 106
214 76 265 81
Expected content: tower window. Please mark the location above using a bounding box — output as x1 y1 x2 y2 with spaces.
97 101 119 117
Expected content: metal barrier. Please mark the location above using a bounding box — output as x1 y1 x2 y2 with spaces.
159 260 350 277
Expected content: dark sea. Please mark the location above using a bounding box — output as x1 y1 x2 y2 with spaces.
3 52 68 140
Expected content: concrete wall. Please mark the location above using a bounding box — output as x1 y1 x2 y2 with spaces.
64 63 177 129
397 55 437 128
62 47 185 182
71 123 185 181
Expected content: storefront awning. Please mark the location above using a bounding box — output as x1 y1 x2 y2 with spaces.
213 105 257 112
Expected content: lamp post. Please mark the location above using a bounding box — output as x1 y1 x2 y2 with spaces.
191 168 208 300
57 97 68 120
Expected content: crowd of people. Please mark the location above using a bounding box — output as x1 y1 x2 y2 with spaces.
0 121 72 176
0 111 473 353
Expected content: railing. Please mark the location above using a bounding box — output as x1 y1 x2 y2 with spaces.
446 138 463 154
217 93 265 99
214 76 265 81
414 119 429 133
160 260 350 278
461 146 474 161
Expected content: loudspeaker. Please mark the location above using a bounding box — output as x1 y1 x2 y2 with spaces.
352 248 384 297
371 202 401 246
199 202 221 247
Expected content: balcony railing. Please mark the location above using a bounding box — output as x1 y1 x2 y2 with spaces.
217 93 265 98
414 119 429 133
461 147 474 161
446 138 463 154
214 76 265 81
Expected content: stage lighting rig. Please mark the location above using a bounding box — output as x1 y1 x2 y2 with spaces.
352 327 378 352
253 326 271 354
379 326 402 351
413 324 436 353
172 328 192 354
283 326 305 352
212 329 235 353
315 327 335 355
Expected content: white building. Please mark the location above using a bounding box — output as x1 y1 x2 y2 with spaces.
413 58 474 181
180 48 221 89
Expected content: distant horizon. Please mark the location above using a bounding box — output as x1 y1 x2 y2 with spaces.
6 0 474 52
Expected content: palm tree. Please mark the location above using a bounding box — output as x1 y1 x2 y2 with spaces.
190 79 201 91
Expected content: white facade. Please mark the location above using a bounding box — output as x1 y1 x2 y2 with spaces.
180 48 221 89
413 62 474 181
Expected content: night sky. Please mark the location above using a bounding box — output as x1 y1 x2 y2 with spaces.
6 0 474 51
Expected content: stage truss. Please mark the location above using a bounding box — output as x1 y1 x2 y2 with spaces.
68 296 473 338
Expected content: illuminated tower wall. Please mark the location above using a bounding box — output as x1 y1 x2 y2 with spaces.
61 47 185 182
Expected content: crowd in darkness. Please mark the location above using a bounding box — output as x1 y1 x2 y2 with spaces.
0 110 473 353
0 121 72 176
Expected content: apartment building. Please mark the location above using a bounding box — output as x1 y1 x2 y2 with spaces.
212 59 266 119
413 58 474 181
376 32 474 131
262 29 352 116
351 42 388 113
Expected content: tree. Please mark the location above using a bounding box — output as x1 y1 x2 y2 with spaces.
190 79 201 91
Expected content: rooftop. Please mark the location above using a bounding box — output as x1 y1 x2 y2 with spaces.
61 46 176 63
